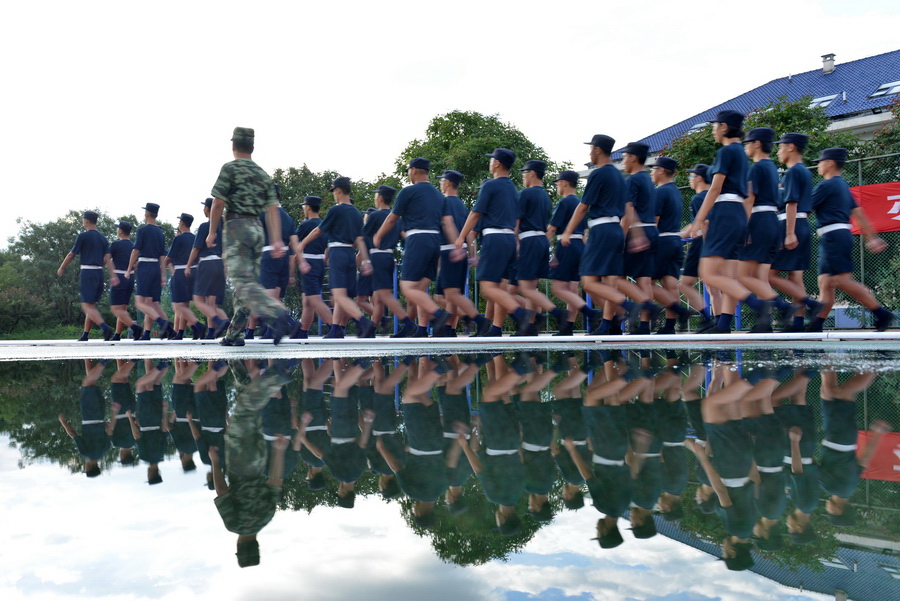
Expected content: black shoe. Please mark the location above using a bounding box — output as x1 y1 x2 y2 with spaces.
624 303 642 331
805 320 824 333
875 310 895 332
473 315 492 337
654 326 676 335
357 317 376 339
192 323 207 340
696 318 717 333
554 321 574 336
219 337 245 346
245 329 255 340
780 324 805 333
270 312 295 345
171 331 184 341
754 300 774 332
156 320 170 340
514 309 535 336
213 319 230 339
323 327 345 339
129 324 143 340
102 326 114 341
750 323 773 333
608 316 623 335
111 333 121 341
430 309 452 336
390 323 416 338
76 332 89 342
138 331 151 341
807 299 825 322
708 327 732 334
676 307 694 332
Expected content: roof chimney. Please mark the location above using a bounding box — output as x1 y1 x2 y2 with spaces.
822 53 836 74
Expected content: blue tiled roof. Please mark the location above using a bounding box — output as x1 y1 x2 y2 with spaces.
613 49 900 159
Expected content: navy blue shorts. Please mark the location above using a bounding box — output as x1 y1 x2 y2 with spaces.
549 239 583 282
80 385 106 420
516 236 549 281
194 258 225 298
400 233 440 282
301 257 325 295
109 275 134 306
475 233 516 283
79 269 104 303
401 403 444 452
624 227 657 278
701 202 746 260
477 401 520 450
654 235 683 280
357 273 373 297
580 222 624 277
328 247 357 291
504 259 518 285
739 210 779 263
135 261 162 301
582 405 628 460
682 238 702 278
706 420 753 480
170 269 192 303
370 252 395 291
744 414 786 468
818 228 855 276
260 253 290 296
772 217 811 271
821 399 858 445
437 248 467 290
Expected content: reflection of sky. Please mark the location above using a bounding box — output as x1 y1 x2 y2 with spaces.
2 436 830 601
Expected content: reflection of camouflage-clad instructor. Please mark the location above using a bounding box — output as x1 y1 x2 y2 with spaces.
206 127 295 346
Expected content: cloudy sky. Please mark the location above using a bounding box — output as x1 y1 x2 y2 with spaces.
2 0 899 247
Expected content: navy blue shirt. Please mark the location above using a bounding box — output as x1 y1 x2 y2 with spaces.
581 165 626 219
748 159 779 207
319 203 362 245
655 183 683 233
260 207 295 255
392 182 445 231
296 217 328 254
690 190 707 219
812 176 858 226
363 209 399 250
473 177 518 230
709 142 748 198
193 221 222 257
442 195 468 233
109 239 133 271
517 186 551 232
626 170 656 223
133 224 166 259
780 163 813 212
550 194 586 232
167 232 195 265
71 229 110 266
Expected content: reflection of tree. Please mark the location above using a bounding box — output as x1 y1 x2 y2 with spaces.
279 470 383 513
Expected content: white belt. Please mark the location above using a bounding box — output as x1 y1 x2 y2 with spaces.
440 243 466 251
202 427 224 433
373 429 397 436
369 248 393 254
758 466 784 473
328 242 353 248
114 269 127 274
174 265 187 270
569 234 583 239
408 447 443 456
486 448 518 456
200 255 221 261
140 426 161 431
305 425 328 431
636 452 661 458
331 437 356 444
80 265 102 270
659 232 680 237
174 417 190 422
521 442 550 452
662 441 685 447
629 222 655 229
443 431 469 440
778 212 808 220
715 193 743 203
571 440 586 446
751 206 777 213
592 454 625 466
822 439 857 452
115 413 127 419
784 456 813 465
721 476 750 487
263 434 279 441
588 216 620 227
482 228 515 235
518 230 546 240
82 419 104 425
262 245 275 252
817 223 851 236
137 257 158 262
405 229 439 236
303 253 325 260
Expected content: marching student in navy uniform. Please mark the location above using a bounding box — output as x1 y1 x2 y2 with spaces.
770 133 823 331
559 135 648 335
291 196 332 339
163 213 202 340
248 185 296 339
546 171 598 335
108 221 142 340
128 360 170 485
297 177 375 339
688 110 775 334
650 157 691 334
58 360 113 477
455 148 534 337
293 358 334 490
57 211 117 341
126 203 175 340
373 158 455 337
516 159 569 335
169 359 200 472
109 359 138 464
189 360 231 485
186 198 227 339
740 128 795 333
678 165 718 330
807 147 895 331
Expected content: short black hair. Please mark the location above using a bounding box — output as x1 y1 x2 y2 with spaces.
335 184 351 195
658 168 674 178
723 541 754 571
725 126 745 139
833 160 846 170
86 465 101 478
237 539 260 568
760 141 773 154
182 458 197 472
233 139 254 154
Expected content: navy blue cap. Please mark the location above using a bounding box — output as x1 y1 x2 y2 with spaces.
329 176 351 191
408 157 431 171
485 148 515 168
686 163 710 183
621 142 649 159
142 203 160 215
815 147 848 163
302 195 322 207
439 170 464 186
178 213 194 227
374 185 396 202
711 110 745 129
745 127 775 144
520 159 547 177
654 156 678 172
202 198 213 208
82 210 99 222
117 220 133 234
553 170 579 185
777 132 809 150
584 134 615 153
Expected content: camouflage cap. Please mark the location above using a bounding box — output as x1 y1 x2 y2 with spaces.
231 127 255 141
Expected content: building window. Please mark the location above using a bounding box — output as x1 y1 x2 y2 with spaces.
870 81 900 98
880 564 900 580
810 94 838 108
821 558 850 570
687 122 709 134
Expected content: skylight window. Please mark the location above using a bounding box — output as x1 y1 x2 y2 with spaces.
880 565 900 580
870 81 900 98
687 122 709 133
810 94 838 108
821 558 850 570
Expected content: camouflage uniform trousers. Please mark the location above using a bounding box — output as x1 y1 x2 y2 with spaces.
222 217 286 340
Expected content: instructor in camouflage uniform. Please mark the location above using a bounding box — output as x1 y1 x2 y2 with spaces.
206 127 294 345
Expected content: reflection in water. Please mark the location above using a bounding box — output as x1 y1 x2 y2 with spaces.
4 350 899 598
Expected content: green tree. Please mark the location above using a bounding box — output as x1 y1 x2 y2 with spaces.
395 110 570 205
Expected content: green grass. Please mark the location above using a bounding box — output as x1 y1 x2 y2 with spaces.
0 325 84 341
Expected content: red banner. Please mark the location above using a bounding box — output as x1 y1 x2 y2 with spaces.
849 181 900 234
857 430 900 482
